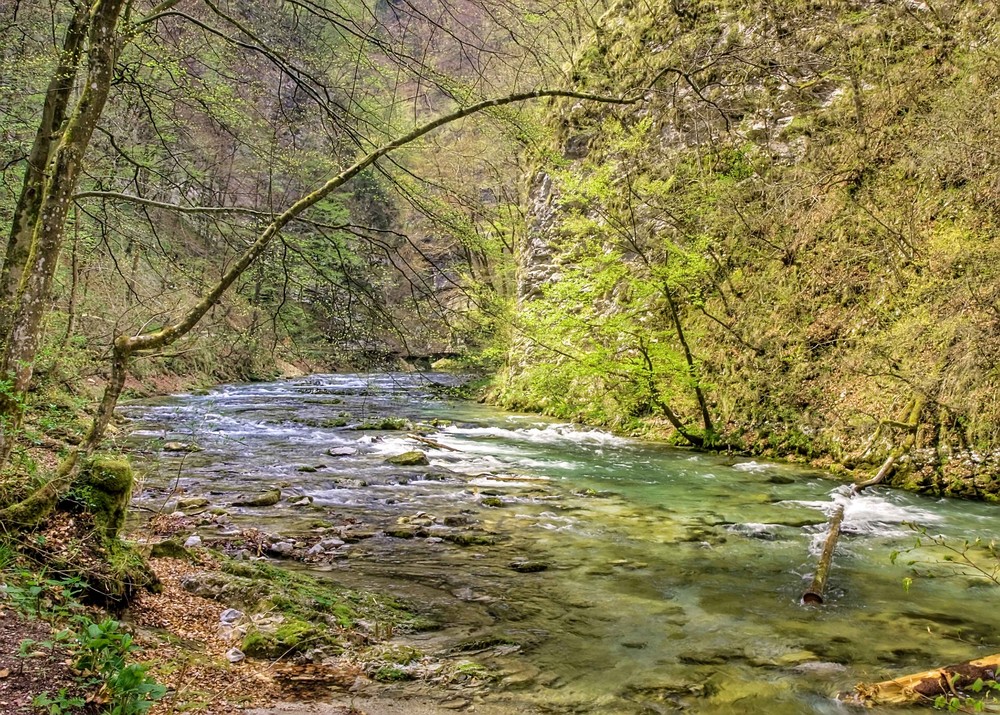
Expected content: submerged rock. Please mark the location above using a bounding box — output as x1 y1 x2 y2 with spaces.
508 560 549 573
386 450 429 466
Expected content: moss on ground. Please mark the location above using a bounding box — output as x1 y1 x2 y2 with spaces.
213 558 436 638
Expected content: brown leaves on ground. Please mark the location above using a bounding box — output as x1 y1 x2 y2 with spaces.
130 557 280 714
0 608 80 714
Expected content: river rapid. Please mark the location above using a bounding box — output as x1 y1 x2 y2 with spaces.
123 373 1000 714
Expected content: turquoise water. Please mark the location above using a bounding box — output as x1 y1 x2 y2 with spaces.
123 373 1000 713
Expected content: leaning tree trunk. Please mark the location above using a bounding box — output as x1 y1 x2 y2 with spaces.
662 285 714 440
0 86 638 523
0 0 127 467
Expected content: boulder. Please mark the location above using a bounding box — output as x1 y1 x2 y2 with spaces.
327 446 357 457
233 488 281 507
386 450 429 466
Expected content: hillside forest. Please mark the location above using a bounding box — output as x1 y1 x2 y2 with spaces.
2 0 1000 713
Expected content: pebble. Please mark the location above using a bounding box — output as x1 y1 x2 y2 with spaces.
226 648 245 663
269 541 295 555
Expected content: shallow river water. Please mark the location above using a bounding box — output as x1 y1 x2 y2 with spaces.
123 373 1000 714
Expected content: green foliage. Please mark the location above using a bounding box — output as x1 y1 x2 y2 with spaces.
4 566 165 714
891 524 1000 587
498 0 1000 474
932 676 1000 712
2 571 84 621
33 689 86 715
71 618 166 714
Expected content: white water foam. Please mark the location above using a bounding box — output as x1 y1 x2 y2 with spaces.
790 487 942 553
731 461 769 472
443 423 628 447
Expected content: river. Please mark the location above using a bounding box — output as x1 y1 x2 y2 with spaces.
122 373 1000 713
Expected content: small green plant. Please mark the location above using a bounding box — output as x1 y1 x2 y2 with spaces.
72 617 166 714
23 615 165 715
891 524 1000 587
932 676 1000 712
33 689 86 715
2 572 83 619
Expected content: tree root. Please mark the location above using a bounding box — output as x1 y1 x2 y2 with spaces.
853 394 925 491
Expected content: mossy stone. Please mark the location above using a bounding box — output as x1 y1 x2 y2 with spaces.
386 451 429 466
242 617 325 658
233 488 281 507
149 539 192 560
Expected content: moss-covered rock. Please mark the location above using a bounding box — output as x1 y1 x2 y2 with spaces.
148 539 193 560
386 451 429 466
182 558 436 639
233 488 281 507
242 616 332 658
354 417 410 431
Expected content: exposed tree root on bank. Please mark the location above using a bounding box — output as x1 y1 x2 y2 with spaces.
853 395 926 491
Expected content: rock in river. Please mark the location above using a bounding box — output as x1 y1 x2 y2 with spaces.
386 450 429 466
163 441 200 452
177 497 210 510
233 488 281 507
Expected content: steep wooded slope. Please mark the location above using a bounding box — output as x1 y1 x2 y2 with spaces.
498 0 1000 495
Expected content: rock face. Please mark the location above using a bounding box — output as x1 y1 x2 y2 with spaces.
501 0 1000 494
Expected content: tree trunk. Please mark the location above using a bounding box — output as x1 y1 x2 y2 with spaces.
662 285 714 439
0 0 127 466
60 206 81 347
851 654 1000 707
0 1 91 333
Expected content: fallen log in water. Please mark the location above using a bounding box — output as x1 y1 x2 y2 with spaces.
850 653 1000 706
801 394 926 605
801 504 845 605
406 433 461 452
